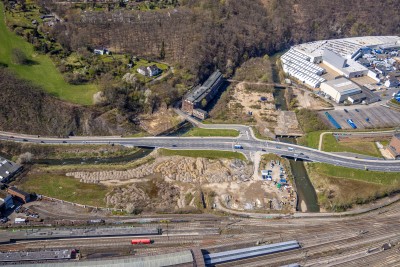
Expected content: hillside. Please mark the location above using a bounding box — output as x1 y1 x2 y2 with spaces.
46 0 399 78
1 0 399 136
0 68 138 136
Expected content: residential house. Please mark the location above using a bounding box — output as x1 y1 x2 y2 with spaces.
147 65 161 77
137 65 162 77
137 66 148 76
93 48 110 55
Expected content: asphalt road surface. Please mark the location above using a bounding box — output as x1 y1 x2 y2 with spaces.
1 131 400 172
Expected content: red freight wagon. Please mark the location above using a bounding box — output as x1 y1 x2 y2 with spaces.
131 239 152 245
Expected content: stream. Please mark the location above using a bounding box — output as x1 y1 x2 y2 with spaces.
271 58 320 212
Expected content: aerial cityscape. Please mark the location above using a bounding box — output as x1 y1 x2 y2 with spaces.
0 0 400 266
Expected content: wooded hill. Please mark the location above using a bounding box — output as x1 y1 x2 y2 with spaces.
0 68 138 136
47 0 399 79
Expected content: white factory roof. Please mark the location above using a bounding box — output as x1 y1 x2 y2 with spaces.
341 59 368 75
293 36 400 59
322 78 361 94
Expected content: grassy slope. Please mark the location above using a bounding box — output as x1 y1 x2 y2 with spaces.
297 131 323 149
182 128 239 137
0 3 97 105
20 174 108 206
322 134 382 158
307 163 400 186
158 149 246 161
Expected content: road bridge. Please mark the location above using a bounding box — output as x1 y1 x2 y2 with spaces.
1 130 400 172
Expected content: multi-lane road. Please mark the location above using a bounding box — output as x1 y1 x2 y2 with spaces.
1 126 400 172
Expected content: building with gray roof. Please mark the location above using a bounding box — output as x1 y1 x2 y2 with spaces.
10 250 194 267
0 156 22 183
0 249 74 263
320 78 362 103
181 70 223 120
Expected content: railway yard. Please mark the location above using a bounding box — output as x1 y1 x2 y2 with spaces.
1 200 400 266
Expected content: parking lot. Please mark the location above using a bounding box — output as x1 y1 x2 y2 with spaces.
321 106 400 130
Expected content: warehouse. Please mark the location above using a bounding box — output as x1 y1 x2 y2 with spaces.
0 156 22 183
280 49 326 88
320 78 362 103
281 36 400 87
181 70 224 119
322 49 369 78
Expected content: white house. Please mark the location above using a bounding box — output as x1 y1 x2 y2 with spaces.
137 66 147 76
137 65 162 77
93 48 110 55
147 65 161 77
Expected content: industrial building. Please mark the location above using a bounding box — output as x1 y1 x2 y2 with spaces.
7 186 31 203
320 78 364 104
181 70 224 120
7 250 196 267
0 249 75 263
386 134 400 159
280 49 326 88
322 49 369 79
0 195 14 216
0 156 22 183
281 36 400 89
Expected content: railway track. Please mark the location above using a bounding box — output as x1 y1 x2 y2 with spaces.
3 202 400 265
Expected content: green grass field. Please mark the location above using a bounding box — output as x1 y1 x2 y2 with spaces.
322 134 382 158
307 163 400 186
297 131 324 149
183 128 239 137
20 174 108 206
0 3 98 105
158 149 246 161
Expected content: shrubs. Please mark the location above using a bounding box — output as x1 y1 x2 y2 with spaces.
11 48 30 65
295 108 329 133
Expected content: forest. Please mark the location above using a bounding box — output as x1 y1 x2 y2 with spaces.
0 0 399 135
43 0 400 80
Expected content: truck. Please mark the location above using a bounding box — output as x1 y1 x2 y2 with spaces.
234 144 243 149
15 218 26 224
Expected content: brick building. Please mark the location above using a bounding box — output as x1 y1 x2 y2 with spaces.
181 70 224 120
7 187 31 203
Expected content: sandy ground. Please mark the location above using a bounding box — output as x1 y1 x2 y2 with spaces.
275 111 303 136
207 157 296 212
230 82 278 136
230 82 276 116
139 108 183 135
377 141 394 159
292 88 332 110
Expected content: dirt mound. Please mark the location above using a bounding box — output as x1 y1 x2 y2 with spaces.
106 179 180 212
66 156 252 184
